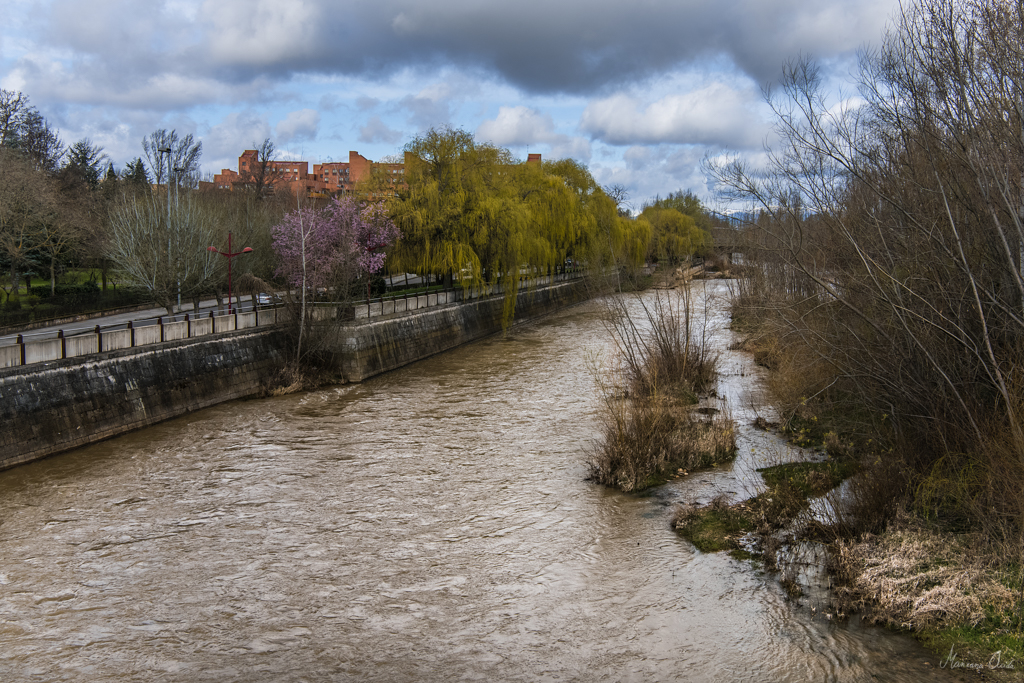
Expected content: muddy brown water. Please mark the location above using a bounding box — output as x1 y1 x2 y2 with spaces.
0 282 963 681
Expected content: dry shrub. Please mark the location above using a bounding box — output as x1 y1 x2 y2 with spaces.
745 478 809 531
822 457 909 538
606 286 719 400
263 362 305 396
588 393 735 492
590 285 734 492
830 514 1017 631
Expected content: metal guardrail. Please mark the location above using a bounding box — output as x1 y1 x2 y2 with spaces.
0 308 280 370
353 269 586 320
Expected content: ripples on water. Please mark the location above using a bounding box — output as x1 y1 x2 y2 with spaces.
0 283 962 681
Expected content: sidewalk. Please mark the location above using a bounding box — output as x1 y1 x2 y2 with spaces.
0 295 260 344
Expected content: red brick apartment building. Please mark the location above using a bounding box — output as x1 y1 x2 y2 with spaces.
213 150 407 197
213 150 541 198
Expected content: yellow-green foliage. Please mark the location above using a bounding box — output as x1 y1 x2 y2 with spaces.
641 206 708 264
642 189 713 263
386 126 650 321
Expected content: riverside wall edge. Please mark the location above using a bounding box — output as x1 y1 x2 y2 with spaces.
338 279 592 382
0 279 594 470
0 328 289 470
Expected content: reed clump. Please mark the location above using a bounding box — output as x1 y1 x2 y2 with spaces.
587 286 736 492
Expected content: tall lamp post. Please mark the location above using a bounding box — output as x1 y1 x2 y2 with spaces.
207 232 252 313
158 147 173 310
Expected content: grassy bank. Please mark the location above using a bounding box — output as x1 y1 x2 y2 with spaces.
829 516 1024 665
719 288 1024 669
673 459 858 557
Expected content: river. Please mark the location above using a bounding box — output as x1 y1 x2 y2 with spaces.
0 281 961 681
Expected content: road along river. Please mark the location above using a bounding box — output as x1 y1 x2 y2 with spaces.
0 281 962 681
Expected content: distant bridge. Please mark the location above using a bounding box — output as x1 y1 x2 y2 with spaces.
710 226 747 258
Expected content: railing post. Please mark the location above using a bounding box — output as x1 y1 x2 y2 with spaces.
58 330 66 358
158 316 164 342
17 334 25 366
95 325 103 353
185 313 191 338
128 320 134 347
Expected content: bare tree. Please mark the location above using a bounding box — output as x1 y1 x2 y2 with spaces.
142 129 202 188
107 190 220 313
0 149 58 301
18 110 64 172
604 183 632 216
706 0 1024 540
0 90 29 149
243 137 286 199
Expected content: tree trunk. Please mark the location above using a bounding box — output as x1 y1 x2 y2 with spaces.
10 262 19 302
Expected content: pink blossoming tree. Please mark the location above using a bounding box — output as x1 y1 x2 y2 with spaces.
272 197 400 360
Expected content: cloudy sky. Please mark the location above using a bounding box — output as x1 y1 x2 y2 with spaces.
1 0 899 209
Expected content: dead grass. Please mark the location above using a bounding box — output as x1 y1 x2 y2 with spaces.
261 361 345 396
589 285 736 492
588 392 736 492
829 514 1019 634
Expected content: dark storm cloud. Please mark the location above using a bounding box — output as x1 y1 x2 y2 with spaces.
11 0 894 109
203 0 891 91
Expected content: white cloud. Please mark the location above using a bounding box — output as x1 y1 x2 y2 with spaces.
477 106 554 147
476 105 591 161
548 136 591 162
276 108 320 143
359 115 402 144
205 111 272 169
398 93 451 130
581 84 770 148
201 0 321 67
2 0 903 208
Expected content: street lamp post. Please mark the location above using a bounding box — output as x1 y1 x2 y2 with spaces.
208 232 253 313
172 165 185 311
158 147 173 310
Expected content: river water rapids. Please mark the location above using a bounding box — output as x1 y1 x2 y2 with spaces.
0 281 963 681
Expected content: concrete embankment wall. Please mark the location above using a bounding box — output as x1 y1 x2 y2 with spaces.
0 329 288 470
0 279 593 469
338 279 591 382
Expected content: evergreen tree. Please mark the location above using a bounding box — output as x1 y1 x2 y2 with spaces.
122 157 150 190
63 139 106 189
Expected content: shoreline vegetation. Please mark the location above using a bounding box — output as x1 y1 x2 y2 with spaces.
730 311 1024 673
595 263 1022 672
667 272 1024 672
587 269 737 492
691 0 1024 671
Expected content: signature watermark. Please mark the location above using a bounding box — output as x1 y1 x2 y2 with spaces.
940 646 1017 671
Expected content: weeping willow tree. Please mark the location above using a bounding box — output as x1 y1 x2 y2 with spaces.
385 126 649 323
386 127 487 288
639 206 709 264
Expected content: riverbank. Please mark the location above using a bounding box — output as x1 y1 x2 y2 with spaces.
0 278 596 470
718 299 1024 675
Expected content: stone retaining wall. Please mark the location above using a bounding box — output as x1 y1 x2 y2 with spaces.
338 279 591 382
0 329 288 470
0 279 595 470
